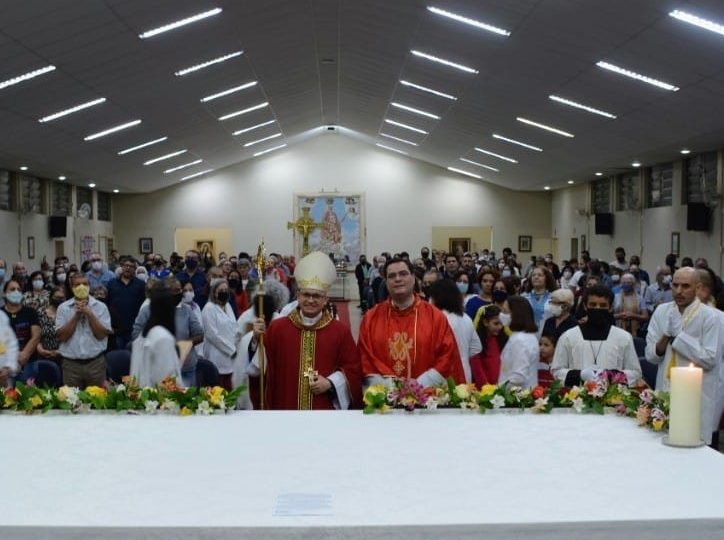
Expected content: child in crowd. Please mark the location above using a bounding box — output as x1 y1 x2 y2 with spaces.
538 332 556 388
470 305 508 386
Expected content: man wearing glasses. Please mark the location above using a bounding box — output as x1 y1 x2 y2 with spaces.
359 257 464 389
248 251 362 410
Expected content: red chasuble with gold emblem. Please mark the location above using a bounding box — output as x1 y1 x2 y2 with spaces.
264 309 362 410
358 296 465 383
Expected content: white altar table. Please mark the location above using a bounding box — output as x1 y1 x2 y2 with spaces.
1 411 722 539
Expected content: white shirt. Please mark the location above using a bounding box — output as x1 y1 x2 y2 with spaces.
202 301 238 375
0 310 19 377
645 300 720 442
444 311 482 384
56 296 112 359
498 331 539 389
130 326 182 387
552 326 642 385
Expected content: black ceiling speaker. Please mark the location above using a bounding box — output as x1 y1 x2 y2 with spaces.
687 202 711 231
594 213 613 235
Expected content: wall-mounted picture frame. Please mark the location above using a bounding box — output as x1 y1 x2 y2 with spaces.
518 235 532 252
448 237 470 255
671 231 680 256
139 237 153 255
27 236 35 260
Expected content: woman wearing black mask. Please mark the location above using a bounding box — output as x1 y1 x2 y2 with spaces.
201 279 238 390
36 286 66 369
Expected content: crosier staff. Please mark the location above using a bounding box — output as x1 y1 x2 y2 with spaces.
255 240 267 410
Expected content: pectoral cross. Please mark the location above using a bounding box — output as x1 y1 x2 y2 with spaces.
303 367 319 383
288 207 323 256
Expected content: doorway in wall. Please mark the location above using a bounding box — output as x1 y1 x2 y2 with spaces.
54 240 64 260
570 237 578 260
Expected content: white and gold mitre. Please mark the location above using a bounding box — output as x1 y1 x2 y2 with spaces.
295 251 337 292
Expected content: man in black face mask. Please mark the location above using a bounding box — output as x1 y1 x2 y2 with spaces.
551 285 642 387
420 247 434 270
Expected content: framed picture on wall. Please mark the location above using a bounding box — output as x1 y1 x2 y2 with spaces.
448 237 470 255
27 236 35 260
139 237 153 255
518 235 532 252
671 232 680 256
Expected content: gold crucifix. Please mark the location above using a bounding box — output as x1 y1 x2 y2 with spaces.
288 207 323 256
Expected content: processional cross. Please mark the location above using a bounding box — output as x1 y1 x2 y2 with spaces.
287 207 323 256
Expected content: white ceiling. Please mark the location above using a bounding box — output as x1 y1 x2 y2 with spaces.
0 0 723 193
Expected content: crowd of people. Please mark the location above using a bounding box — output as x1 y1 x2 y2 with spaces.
0 244 722 447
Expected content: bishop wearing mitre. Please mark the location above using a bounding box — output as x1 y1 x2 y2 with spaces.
248 251 362 409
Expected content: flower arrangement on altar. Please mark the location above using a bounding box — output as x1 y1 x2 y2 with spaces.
363 371 670 433
0 376 244 415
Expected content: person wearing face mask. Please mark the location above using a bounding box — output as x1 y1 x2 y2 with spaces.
36 286 66 368
552 285 642 387
420 269 440 302
201 278 238 390
176 250 208 309
23 270 50 311
559 265 575 290
148 254 171 280
613 273 649 337
420 247 435 271
428 279 481 384
85 252 115 290
541 288 578 342
56 274 112 388
107 259 146 350
0 307 19 387
454 272 474 304
628 255 650 287
2 279 42 383
498 296 540 389
644 268 673 314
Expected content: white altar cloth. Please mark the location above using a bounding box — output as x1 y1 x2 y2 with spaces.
1 411 723 539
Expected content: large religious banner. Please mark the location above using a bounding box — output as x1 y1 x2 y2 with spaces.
293 193 365 262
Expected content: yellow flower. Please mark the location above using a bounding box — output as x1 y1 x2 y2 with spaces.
180 406 193 416
480 384 497 397
651 419 664 432
86 386 107 398
363 384 386 406
564 388 580 402
454 384 471 400
30 395 43 408
207 386 225 406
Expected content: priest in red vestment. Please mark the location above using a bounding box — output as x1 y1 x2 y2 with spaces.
249 251 362 410
359 257 465 387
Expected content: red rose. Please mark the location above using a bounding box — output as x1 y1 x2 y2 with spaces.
532 386 545 400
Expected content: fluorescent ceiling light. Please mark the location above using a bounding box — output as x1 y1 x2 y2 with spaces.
84 119 141 141
680 149 691 155
175 51 243 76
181 169 214 181
459 158 498 172
384 119 428 134
164 159 203 174
596 61 679 91
380 133 418 146
595 172 603 176
390 102 440 119
139 8 222 39
427 6 510 36
567 180 574 185
544 186 551 190
218 102 269 121
19 166 28 171
243 133 282 148
113 189 119 193
376 143 408 156
548 95 617 119
200 81 257 102
492 134 542 152
448 167 481 179
474 147 518 163
38 97 106 123
0 65 55 91
516 117 575 138
411 50 478 74
632 161 641 168
669 9 724 37
399 80 456 100
144 149 187 165
232 120 276 136
88 183 96 188
118 136 168 155
58 176 66 180
253 144 286 157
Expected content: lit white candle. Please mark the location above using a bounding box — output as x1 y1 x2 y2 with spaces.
668 363 703 446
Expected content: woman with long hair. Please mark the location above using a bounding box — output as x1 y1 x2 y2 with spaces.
498 296 539 389
470 305 508 386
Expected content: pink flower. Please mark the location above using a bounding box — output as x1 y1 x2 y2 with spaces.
25 378 36 387
639 389 654 405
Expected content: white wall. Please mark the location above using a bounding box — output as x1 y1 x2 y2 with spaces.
113 133 552 259
552 158 724 274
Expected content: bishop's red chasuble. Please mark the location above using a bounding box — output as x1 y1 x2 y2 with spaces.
359 296 465 383
264 309 362 410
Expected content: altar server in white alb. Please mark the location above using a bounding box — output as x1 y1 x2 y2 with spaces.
552 285 642 386
646 268 720 444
